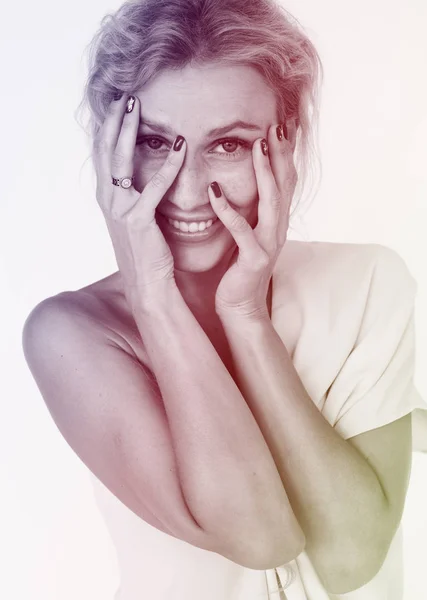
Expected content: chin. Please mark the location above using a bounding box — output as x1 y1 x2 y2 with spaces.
172 249 227 274
171 236 235 274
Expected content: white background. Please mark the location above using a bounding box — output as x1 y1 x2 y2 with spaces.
1 0 426 598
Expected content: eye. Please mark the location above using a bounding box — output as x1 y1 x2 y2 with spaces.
210 137 251 159
218 140 239 153
136 136 170 152
136 135 252 159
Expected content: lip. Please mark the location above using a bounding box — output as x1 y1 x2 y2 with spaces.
156 212 223 242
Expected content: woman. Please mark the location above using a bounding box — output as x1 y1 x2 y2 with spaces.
22 0 426 598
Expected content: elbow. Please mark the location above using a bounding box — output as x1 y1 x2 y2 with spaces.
263 529 306 570
310 501 398 594
249 509 306 570
315 538 390 594
231 527 306 571
209 502 305 570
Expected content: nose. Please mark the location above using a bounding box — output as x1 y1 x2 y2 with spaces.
164 156 213 214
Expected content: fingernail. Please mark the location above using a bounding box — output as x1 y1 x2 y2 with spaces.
126 96 135 113
282 122 288 140
173 135 185 151
113 92 123 102
261 139 269 156
210 181 222 198
276 125 283 141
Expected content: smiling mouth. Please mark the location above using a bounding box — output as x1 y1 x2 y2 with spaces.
156 212 223 241
166 216 218 232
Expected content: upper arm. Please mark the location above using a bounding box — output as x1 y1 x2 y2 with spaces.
326 244 417 539
21 295 215 551
347 413 412 540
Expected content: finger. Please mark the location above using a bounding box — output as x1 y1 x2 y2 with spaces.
267 123 288 189
267 120 297 203
207 181 269 269
252 136 283 249
127 136 187 219
267 121 298 243
112 95 140 179
266 124 291 241
93 94 128 177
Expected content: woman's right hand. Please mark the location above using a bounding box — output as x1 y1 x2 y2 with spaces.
93 94 186 306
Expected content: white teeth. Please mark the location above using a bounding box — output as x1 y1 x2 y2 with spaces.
167 218 216 232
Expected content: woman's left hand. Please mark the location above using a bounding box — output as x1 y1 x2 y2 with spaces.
208 121 298 321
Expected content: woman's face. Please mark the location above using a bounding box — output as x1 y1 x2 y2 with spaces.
133 63 279 273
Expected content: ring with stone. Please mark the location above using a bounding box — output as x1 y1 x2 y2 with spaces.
111 175 134 189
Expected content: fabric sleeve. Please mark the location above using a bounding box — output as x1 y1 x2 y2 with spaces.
323 245 426 441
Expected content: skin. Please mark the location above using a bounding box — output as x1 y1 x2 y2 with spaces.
130 62 286 309
22 61 415 588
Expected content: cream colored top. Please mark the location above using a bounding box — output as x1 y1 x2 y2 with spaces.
88 241 427 600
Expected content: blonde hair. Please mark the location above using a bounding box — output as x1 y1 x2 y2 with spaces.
77 0 324 221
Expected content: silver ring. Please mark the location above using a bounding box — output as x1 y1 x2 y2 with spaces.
112 176 134 189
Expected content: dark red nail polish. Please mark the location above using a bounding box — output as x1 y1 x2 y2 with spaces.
173 136 185 151
126 96 135 113
261 139 268 156
276 125 283 141
210 181 222 198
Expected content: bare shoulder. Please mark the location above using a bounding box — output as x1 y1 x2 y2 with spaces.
22 271 149 367
21 274 215 548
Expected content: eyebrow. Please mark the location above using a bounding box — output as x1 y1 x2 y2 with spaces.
139 119 262 137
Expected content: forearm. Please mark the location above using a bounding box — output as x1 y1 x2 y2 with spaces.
219 313 389 574
128 281 304 566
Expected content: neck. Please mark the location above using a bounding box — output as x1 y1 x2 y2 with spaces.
174 248 234 314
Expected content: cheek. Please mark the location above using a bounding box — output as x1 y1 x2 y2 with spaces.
132 152 259 205
221 166 258 208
